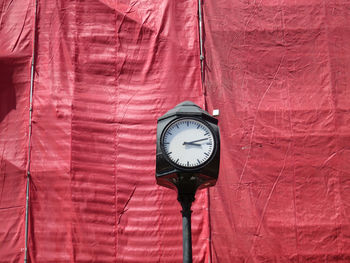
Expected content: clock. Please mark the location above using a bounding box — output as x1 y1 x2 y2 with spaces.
161 118 216 169
156 101 220 191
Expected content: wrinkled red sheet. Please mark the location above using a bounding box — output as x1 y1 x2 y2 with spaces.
203 1 350 262
1 0 350 262
1 0 209 262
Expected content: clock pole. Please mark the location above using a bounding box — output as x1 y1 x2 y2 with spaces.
178 192 194 263
176 175 198 263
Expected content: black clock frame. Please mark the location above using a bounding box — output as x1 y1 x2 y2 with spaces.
156 101 220 191
160 116 218 172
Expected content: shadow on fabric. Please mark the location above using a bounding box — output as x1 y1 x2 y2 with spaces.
0 60 16 122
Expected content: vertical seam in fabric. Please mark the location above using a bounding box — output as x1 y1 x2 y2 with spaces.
113 2 118 261
198 0 207 109
24 0 38 262
207 188 213 263
197 0 212 262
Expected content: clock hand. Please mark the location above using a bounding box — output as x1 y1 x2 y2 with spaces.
183 142 201 146
184 138 209 144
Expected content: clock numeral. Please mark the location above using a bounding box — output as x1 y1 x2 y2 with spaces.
197 124 200 129
204 132 209 136
207 142 212 145
187 161 189 166
197 159 201 164
167 132 172 135
204 152 209 156
168 152 172 155
176 124 179 129
176 158 179 164
187 121 189 127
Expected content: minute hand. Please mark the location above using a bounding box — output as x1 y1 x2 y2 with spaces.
185 138 209 144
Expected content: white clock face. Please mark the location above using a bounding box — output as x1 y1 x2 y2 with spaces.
162 118 215 168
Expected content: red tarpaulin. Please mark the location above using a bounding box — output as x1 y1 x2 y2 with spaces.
1 0 350 262
204 1 350 262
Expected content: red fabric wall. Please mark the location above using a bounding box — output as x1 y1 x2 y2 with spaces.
204 1 350 262
1 0 209 262
1 0 350 262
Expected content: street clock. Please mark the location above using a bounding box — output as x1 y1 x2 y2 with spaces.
156 101 220 192
155 101 220 263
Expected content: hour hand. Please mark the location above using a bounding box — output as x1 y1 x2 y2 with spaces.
183 142 201 146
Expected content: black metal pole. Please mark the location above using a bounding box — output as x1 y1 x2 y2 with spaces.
178 193 195 263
